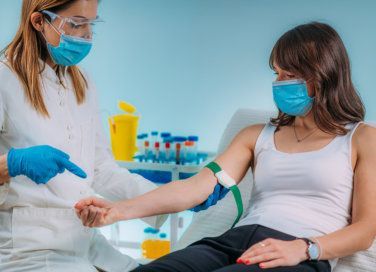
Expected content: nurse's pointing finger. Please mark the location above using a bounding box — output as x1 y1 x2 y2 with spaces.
58 158 87 179
51 147 70 160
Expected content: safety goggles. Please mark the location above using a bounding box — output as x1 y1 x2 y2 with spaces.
40 10 103 40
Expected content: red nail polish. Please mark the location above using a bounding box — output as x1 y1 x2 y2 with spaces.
245 260 251 265
236 259 243 264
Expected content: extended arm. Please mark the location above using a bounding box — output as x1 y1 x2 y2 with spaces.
75 124 264 227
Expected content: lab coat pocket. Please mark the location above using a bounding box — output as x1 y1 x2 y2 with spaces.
11 207 91 256
0 210 12 250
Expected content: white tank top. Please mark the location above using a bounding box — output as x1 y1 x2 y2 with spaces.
236 122 361 240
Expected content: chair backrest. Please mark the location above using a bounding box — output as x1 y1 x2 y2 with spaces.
176 108 376 272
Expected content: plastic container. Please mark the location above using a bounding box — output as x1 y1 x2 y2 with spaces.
159 136 170 163
164 142 171 163
154 142 160 163
141 228 162 259
144 140 152 162
183 141 195 164
168 137 176 163
141 227 153 259
173 137 187 164
135 134 145 162
108 101 139 161
157 233 171 258
151 131 159 145
188 136 199 163
160 132 171 141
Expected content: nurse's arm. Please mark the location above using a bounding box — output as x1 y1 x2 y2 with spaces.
76 124 264 226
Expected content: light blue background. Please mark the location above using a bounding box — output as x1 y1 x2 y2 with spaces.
1 0 375 151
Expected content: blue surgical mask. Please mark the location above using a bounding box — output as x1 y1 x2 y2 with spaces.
47 34 92 67
272 79 314 116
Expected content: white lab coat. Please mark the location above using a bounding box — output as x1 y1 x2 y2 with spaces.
0 61 166 272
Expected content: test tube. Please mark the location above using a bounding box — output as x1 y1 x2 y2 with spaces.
164 142 171 163
144 140 151 162
173 137 187 164
136 134 145 162
176 143 182 165
184 141 195 164
168 137 176 163
154 142 160 163
161 132 171 142
188 136 199 164
151 131 159 145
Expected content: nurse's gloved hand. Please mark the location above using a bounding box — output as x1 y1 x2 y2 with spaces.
7 145 87 184
190 183 230 212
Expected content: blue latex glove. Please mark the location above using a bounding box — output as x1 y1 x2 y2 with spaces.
190 183 230 212
7 145 87 184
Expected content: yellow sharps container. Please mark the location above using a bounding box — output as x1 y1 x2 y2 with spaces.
109 101 139 161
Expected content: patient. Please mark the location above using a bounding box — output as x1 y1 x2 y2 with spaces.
75 22 376 272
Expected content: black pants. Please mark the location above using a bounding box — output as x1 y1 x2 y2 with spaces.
132 225 331 272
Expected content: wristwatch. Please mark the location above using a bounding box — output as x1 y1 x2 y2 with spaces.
299 238 320 261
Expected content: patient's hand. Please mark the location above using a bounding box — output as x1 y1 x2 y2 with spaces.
74 197 123 227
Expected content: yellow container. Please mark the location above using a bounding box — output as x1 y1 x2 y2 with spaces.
109 101 139 161
141 239 171 259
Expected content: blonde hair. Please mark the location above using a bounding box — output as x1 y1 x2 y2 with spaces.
1 0 88 117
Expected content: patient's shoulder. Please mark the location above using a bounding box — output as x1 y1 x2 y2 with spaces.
236 123 267 150
353 123 376 157
243 123 267 137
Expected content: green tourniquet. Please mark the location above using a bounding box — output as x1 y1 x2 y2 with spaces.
229 185 243 228
205 161 222 173
205 161 244 228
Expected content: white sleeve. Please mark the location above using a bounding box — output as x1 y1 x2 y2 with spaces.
88 229 139 271
0 82 10 205
0 181 10 206
0 87 4 129
91 98 167 228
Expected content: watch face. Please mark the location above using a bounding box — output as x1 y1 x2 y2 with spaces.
308 244 320 260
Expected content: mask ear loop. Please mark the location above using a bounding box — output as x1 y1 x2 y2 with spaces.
46 19 63 37
40 18 64 56
56 16 65 31
40 17 66 79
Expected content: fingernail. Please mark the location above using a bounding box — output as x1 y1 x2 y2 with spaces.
236 258 243 264
259 263 265 268
245 260 251 265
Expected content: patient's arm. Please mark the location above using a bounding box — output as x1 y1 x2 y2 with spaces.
75 124 265 227
313 124 376 259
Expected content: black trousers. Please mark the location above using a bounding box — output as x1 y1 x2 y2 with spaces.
132 225 331 272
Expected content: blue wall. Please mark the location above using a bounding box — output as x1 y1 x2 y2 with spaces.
1 0 375 151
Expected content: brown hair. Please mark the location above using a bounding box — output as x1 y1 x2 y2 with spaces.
270 22 365 135
1 0 89 117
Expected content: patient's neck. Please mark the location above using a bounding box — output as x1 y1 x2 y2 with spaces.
294 111 317 131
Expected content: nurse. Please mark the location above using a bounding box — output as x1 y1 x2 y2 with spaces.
0 0 220 271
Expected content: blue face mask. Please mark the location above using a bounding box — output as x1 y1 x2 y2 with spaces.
47 34 92 67
272 79 314 116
